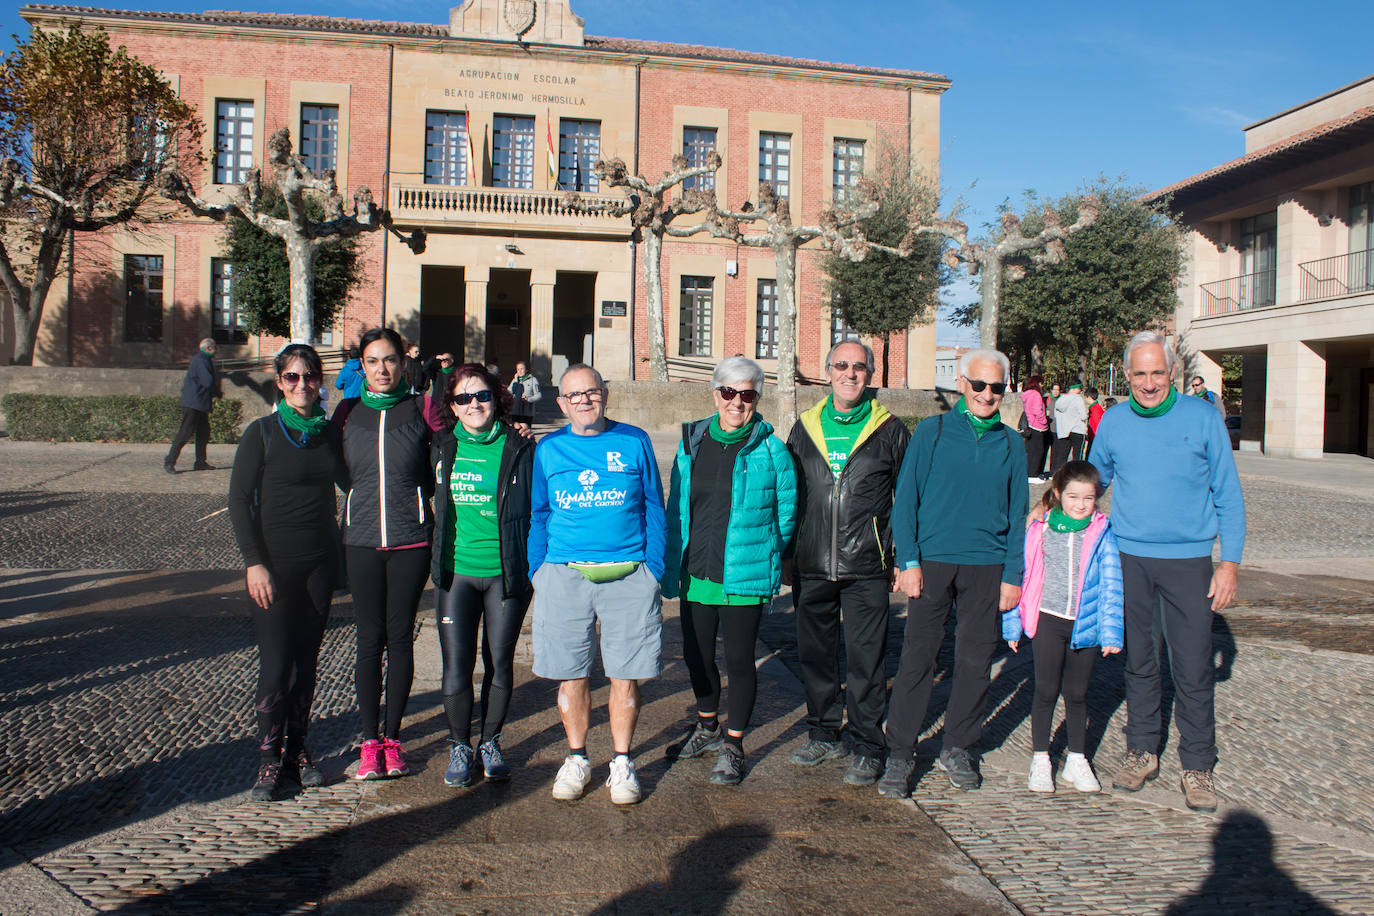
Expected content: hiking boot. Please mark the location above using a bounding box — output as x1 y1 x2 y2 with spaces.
445 741 475 787
192 462 215 471
479 737 511 781
552 754 592 801
671 720 724 760
937 746 981 790
788 738 844 767
1181 769 1218 812
250 760 283 802
843 754 884 786
382 738 409 777
709 746 745 786
288 747 324 788
606 755 642 805
354 739 384 781
1112 749 1159 792
1062 753 1101 793
877 757 918 799
1028 753 1054 793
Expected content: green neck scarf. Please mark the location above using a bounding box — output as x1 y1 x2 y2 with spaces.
277 401 329 442
824 393 872 426
1129 386 1178 418
957 397 1003 437
709 414 756 444
361 378 408 410
455 421 504 445
1046 507 1092 532
440 364 455 376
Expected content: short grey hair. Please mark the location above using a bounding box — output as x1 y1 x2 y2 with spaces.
199 338 216 352
560 362 604 389
958 348 1011 382
826 339 875 371
1123 331 1175 372
712 356 764 391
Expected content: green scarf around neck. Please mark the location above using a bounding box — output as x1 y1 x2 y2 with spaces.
1129 386 1178 418
277 401 329 442
709 414 756 444
956 397 1003 437
440 364 455 376
824 393 872 426
361 378 409 410
455 420 504 445
1046 507 1092 532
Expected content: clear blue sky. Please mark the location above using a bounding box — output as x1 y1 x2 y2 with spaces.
5 0 1368 343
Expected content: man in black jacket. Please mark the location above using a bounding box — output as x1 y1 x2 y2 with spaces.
165 338 219 473
784 340 910 785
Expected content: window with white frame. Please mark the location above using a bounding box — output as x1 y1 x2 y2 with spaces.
758 132 791 201
830 296 856 346
124 254 164 343
756 279 778 360
210 258 246 344
558 119 600 192
679 276 713 357
425 110 469 185
214 99 254 185
832 138 865 204
682 127 717 192
300 104 339 175
492 115 535 189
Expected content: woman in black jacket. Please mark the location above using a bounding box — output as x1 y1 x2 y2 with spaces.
430 363 534 787
228 344 346 802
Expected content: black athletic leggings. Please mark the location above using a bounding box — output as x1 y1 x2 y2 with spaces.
347 545 431 740
251 558 333 761
435 574 530 743
1031 613 1098 754
680 600 764 734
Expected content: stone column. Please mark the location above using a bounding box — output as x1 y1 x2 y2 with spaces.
1278 194 1322 306
530 268 556 379
464 265 489 364
1264 339 1325 459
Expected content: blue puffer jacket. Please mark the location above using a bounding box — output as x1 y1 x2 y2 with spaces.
663 416 798 600
1002 512 1124 650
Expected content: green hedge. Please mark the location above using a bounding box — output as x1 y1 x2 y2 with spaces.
2 393 242 443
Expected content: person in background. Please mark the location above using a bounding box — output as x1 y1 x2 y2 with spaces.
508 360 543 426
1020 375 1050 483
404 343 428 395
165 338 220 473
1190 376 1226 419
335 346 364 400
1050 382 1088 472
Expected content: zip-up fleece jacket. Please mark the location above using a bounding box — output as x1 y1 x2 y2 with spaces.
1002 512 1124 649
335 395 441 549
430 422 535 599
663 416 798 600
786 398 910 580
892 409 1029 585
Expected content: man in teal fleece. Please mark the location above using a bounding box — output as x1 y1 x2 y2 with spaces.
878 348 1028 797
1091 331 1244 813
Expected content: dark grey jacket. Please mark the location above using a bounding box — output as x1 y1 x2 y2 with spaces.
179 350 219 412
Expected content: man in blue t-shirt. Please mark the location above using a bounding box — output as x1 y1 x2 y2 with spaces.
528 363 666 806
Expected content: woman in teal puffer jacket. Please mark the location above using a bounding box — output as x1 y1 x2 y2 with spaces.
662 357 798 786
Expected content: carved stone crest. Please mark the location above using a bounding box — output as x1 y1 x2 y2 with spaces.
503 0 536 36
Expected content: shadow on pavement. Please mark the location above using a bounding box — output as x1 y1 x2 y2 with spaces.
588 823 770 915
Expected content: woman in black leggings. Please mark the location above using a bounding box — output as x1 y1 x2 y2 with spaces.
430 363 534 786
228 344 347 801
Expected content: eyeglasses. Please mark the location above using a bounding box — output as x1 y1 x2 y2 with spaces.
440 357 455 365
560 388 605 404
965 378 1008 395
454 389 493 405
279 371 321 386
829 360 871 374
715 386 760 404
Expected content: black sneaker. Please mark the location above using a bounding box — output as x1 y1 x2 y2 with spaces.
843 754 884 786
192 462 215 471
937 746 981 790
671 720 723 760
163 461 176 474
251 761 283 802
788 738 845 767
287 748 324 788
709 746 745 786
877 757 918 798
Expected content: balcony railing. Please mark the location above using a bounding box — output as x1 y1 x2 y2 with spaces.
1199 269 1277 317
391 183 628 229
1297 248 1374 303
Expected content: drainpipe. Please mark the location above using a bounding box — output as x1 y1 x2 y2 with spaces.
630 61 642 378
379 42 395 330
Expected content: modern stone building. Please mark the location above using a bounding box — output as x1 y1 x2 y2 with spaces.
1147 75 1374 459
19 1 949 386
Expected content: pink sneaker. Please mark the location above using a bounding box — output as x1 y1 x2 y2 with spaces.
355 739 384 781
382 738 409 777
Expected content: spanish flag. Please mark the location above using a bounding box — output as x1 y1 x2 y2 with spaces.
547 110 558 188
464 107 478 185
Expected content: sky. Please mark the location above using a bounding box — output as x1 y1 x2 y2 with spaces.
4 0 1370 344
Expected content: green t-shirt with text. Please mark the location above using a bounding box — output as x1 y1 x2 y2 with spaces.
447 426 505 578
817 394 872 477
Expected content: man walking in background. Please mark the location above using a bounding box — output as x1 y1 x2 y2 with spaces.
164 338 219 473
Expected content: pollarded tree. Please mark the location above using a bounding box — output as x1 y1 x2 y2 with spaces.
0 26 203 364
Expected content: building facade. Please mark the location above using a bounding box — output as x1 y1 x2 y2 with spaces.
1148 76 1374 459
21 1 949 387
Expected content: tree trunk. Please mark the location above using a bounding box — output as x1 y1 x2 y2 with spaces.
978 256 1000 348
8 242 62 366
774 241 799 431
880 330 891 388
287 234 318 344
643 232 668 381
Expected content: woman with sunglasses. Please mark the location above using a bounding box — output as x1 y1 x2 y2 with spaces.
228 344 347 801
430 364 535 787
662 356 797 785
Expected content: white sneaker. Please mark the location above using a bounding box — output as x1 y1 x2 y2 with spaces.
552 755 592 801
606 755 642 805
1062 753 1101 793
1028 753 1055 793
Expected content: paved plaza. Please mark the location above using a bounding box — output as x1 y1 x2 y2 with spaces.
1 438 1372 913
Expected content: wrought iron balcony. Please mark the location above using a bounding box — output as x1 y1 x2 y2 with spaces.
390 183 628 235
1199 269 1277 317
1297 248 1374 302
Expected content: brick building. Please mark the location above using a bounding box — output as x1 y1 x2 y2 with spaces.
20 1 948 385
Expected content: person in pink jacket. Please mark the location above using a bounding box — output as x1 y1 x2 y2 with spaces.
1020 375 1050 482
1004 461 1124 794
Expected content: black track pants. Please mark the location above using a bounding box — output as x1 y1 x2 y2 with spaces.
347 545 431 740
435 574 530 743
1030 613 1097 754
680 600 764 733
251 559 333 761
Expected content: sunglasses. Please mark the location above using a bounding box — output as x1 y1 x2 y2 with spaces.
966 378 1008 395
454 389 494 405
279 371 321 386
830 360 871 374
716 386 760 404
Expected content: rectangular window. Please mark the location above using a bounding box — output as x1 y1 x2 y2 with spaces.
1350 182 1374 293
679 276 713 357
424 110 469 185
756 279 778 360
759 132 791 201
832 138 865 204
558 119 601 192
299 104 339 175
214 99 254 185
211 258 247 345
830 297 856 347
682 127 717 192
492 115 535 189
124 254 164 343
1239 211 1277 308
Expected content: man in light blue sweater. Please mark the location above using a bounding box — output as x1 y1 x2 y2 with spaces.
1090 331 1245 813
